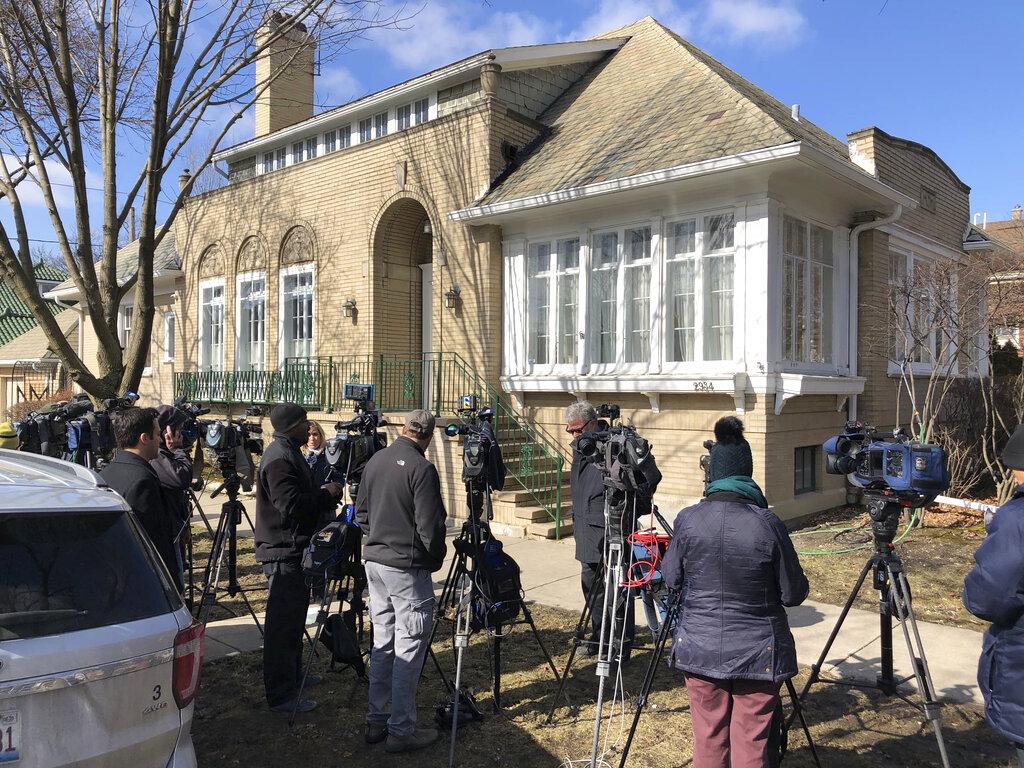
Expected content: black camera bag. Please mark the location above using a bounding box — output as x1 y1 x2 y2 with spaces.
472 537 522 630
302 520 359 580
318 611 365 675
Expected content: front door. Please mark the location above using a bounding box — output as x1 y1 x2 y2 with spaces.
420 263 432 410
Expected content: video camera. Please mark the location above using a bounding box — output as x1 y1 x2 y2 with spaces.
14 391 138 466
824 420 949 506
172 397 212 450
444 394 505 492
325 383 388 497
201 406 264 492
574 404 660 498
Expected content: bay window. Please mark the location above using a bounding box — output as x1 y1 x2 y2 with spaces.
590 231 619 365
526 237 579 367
783 216 833 364
280 267 314 361
198 280 225 372
237 274 266 370
624 227 652 363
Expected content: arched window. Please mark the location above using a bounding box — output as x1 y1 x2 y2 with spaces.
279 226 315 362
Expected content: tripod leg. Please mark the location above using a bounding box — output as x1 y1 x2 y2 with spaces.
617 589 682 768
492 634 502 712
290 579 338 727
888 566 951 768
783 678 821 768
590 541 622 768
545 563 605 724
521 603 571 708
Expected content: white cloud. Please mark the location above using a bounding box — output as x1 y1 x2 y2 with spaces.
319 65 362 105
1 156 102 210
372 1 549 71
572 0 695 40
701 0 807 48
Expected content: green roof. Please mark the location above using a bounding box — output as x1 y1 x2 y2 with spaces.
0 262 67 346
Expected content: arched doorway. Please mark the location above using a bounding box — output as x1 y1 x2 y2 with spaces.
371 197 434 407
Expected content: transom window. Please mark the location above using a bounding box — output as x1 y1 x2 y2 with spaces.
358 118 372 143
783 216 833 364
281 268 314 361
414 98 429 125
199 281 225 372
397 104 412 130
526 237 579 367
664 213 735 363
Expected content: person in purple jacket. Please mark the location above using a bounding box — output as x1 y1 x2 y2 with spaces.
661 416 808 768
964 424 1024 768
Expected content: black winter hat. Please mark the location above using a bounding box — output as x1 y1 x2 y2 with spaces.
155 404 186 432
270 403 307 434
708 415 754 482
1001 424 1024 470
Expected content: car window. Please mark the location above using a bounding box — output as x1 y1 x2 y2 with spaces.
0 511 177 641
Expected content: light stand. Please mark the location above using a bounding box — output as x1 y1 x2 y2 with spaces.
788 494 949 768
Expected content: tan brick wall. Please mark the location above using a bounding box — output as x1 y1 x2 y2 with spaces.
255 23 316 137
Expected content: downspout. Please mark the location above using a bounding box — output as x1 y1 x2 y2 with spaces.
848 204 903 421
51 295 86 393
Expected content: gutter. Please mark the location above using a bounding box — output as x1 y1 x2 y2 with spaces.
50 295 85 363
848 204 905 420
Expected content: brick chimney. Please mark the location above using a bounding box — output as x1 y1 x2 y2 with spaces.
255 12 316 138
1013 204 1022 221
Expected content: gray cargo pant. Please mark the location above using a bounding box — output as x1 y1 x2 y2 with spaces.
364 560 436 737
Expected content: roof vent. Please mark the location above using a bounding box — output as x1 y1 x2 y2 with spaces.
791 104 800 121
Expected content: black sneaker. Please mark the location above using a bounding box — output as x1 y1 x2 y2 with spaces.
270 697 317 714
365 723 388 744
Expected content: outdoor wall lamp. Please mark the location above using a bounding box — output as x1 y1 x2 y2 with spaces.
343 298 357 318
423 219 432 235
444 285 461 310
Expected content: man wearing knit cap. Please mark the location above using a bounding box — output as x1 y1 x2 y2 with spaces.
356 408 447 753
255 402 344 714
964 424 1024 767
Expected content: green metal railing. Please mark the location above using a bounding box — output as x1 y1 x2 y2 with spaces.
173 353 567 536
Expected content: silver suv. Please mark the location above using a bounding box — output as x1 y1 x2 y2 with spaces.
0 449 201 767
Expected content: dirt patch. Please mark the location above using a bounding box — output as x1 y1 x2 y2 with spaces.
193 604 1012 767
791 507 986 631
188 524 268 621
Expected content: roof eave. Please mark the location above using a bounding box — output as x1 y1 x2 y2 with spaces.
44 269 184 302
796 142 917 211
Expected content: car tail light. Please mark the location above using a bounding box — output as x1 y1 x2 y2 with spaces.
172 620 205 708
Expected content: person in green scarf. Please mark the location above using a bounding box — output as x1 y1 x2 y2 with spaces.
661 415 808 768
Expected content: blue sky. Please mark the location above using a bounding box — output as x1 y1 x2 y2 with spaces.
7 0 1023 254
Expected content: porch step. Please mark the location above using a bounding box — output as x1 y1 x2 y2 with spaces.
527 518 574 540
493 487 570 507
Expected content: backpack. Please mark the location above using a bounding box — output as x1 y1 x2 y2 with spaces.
302 519 361 580
0 422 18 451
317 611 365 676
471 537 522 631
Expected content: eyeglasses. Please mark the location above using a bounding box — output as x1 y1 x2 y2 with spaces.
566 423 591 435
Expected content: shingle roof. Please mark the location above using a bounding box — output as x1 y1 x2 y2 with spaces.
0 262 67 346
482 17 855 205
49 231 180 295
981 219 1024 255
0 308 79 362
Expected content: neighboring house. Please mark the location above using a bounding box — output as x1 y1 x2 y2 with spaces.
73 16 999 535
0 262 70 417
44 233 184 405
975 207 1024 352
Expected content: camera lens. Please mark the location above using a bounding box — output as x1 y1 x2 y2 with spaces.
445 423 460 437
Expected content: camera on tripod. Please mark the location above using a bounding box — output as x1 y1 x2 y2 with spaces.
824 420 949 506
325 383 387 497
201 406 264 492
444 394 502 490
173 397 211 450
574 404 660 497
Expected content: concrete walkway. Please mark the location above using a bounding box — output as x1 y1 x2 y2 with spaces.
202 520 985 706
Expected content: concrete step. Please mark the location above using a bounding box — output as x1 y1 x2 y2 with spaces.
510 503 573 523
527 518 574 540
493 487 570 507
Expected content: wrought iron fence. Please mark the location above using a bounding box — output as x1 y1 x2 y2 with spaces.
173 352 568 536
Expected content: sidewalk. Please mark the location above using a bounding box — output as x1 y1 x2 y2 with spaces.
203 521 985 706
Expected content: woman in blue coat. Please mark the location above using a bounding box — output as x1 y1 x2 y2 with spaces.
963 424 1024 767
662 416 808 768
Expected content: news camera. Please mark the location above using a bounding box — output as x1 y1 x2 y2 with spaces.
324 383 388 498
202 406 264 492
443 394 505 492
823 420 949 506
574 404 660 498
172 397 211 450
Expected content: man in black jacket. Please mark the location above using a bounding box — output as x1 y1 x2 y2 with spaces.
566 401 635 657
355 409 447 753
255 403 343 714
101 407 181 585
151 405 192 590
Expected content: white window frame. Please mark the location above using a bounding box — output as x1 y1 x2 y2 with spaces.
275 147 286 170
262 152 274 174
524 234 581 374
198 278 226 373
413 97 429 125
235 271 267 371
278 264 316 365
305 136 317 160
323 130 337 154
888 247 959 377
118 304 133 348
339 124 351 148
373 111 388 139
358 118 372 144
163 311 176 362
397 103 412 130
781 214 837 371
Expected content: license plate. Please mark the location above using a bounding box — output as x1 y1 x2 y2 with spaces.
0 710 20 764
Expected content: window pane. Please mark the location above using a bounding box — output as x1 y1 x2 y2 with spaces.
527 243 551 365
795 255 806 360
339 125 351 148
359 118 372 142
704 254 733 360
292 142 303 163
324 131 336 153
555 238 579 366
624 227 651 363
164 314 175 360
263 152 274 173
398 104 411 130
275 148 286 170
811 225 832 266
200 285 224 371
783 256 797 360
239 278 266 369
306 137 317 159
557 237 578 270
668 257 696 362
283 272 314 360
374 111 388 138
670 219 696 256
784 216 805 258
590 233 618 363
414 98 429 124
706 213 735 251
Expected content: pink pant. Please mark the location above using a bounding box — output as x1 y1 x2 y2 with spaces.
685 673 782 768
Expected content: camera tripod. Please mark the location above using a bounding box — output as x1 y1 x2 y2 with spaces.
788 494 950 768
194 469 264 635
428 483 567 768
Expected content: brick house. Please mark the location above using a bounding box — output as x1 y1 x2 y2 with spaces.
55 16 998 536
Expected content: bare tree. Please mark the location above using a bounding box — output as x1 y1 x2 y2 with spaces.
0 0 402 400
